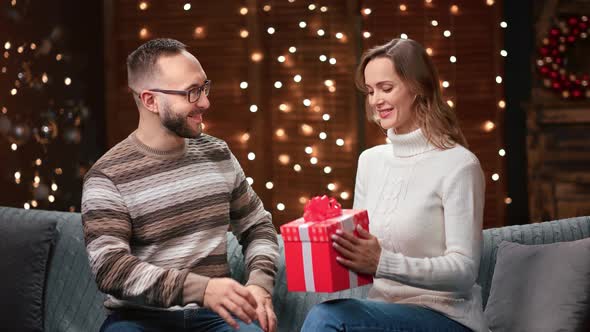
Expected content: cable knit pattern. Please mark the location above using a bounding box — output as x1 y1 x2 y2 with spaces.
81 132 279 310
354 128 488 332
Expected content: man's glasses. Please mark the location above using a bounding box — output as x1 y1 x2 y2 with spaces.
148 79 211 103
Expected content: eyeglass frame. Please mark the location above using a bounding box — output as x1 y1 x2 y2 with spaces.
144 79 211 103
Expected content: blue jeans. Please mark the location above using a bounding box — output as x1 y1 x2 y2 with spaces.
301 299 472 332
100 307 263 332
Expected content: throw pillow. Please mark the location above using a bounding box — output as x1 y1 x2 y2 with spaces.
484 238 590 332
0 217 57 332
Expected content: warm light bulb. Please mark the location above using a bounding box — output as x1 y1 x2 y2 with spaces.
335 32 344 39
251 51 263 62
499 149 506 156
327 183 336 191
274 81 282 88
240 7 248 15
324 80 334 87
14 171 21 180
277 55 285 63
294 75 302 82
492 173 500 181
301 124 313 135
275 129 285 137
299 21 307 28
293 164 302 172
450 5 459 14
139 2 148 10
496 76 503 84
250 105 258 112
431 20 438 26
24 203 30 210
48 195 55 203
240 29 249 38
319 55 327 62
266 181 274 189
277 203 285 211
500 50 508 57
443 30 451 37
498 100 506 108
362 8 372 15
289 46 296 53
484 121 496 132
317 29 325 36
183 3 191 11
399 4 407 11
248 152 256 160
278 154 290 165
319 132 327 140
442 81 450 88
322 114 330 121
305 146 313 154
504 197 512 204
310 157 318 165
267 27 275 34
303 99 311 106
329 58 336 65
426 48 433 56
246 177 254 185
240 81 248 89
400 33 408 39
64 77 72 85
241 133 250 142
323 166 332 174
449 56 457 63
340 192 350 200
363 31 371 39
336 138 344 146
500 21 507 28
11 143 17 151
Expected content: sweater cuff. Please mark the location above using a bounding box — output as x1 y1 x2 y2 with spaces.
245 269 274 295
182 273 211 306
375 249 404 279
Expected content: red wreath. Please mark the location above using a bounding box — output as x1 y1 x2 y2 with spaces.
537 16 590 99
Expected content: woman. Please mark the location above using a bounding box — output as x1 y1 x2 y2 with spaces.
301 38 488 332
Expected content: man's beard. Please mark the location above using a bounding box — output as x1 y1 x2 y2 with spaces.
161 105 202 138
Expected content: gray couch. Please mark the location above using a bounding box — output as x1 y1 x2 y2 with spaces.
1 206 589 332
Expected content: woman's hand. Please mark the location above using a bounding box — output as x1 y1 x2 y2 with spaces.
331 225 382 275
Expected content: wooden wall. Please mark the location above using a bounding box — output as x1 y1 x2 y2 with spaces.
104 0 506 229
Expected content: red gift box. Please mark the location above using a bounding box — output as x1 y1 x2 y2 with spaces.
280 196 373 292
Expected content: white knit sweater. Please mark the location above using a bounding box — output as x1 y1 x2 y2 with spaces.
354 128 488 332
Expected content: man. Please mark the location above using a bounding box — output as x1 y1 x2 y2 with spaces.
82 38 279 332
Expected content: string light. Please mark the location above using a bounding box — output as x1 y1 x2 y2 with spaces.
266 181 274 189
323 166 332 174
310 157 318 164
249 104 258 112
336 138 344 146
277 55 285 63
362 8 372 16
498 149 506 156
293 74 302 82
240 29 249 38
293 164 302 172
443 30 452 37
274 81 282 88
322 114 330 121
299 21 307 28
431 20 439 26
340 192 350 200
277 203 285 211
267 27 276 35
240 7 248 15
240 81 248 89
247 152 256 160
491 173 500 181
183 3 191 11
138 2 148 10
246 177 254 185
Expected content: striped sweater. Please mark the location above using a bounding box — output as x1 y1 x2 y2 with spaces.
81 131 279 310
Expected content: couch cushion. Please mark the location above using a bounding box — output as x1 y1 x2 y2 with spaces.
484 238 590 332
478 216 590 308
0 215 57 331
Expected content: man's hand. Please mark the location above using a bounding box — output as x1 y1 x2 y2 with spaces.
203 278 258 330
246 285 276 332
332 225 382 275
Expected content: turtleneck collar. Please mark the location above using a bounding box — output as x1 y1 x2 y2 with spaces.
387 128 437 158
129 131 188 160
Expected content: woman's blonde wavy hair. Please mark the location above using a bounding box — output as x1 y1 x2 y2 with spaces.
355 38 467 149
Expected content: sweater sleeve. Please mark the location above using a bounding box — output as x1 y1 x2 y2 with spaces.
375 160 485 292
227 151 279 295
82 169 195 307
353 150 369 210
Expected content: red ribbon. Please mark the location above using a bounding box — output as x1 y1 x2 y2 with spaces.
303 195 342 222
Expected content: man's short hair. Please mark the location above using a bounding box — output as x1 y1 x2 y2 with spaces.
127 38 187 88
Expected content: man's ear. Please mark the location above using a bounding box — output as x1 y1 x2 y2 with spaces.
140 91 159 114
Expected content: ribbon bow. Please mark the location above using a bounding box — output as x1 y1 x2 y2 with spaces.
303 195 342 222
